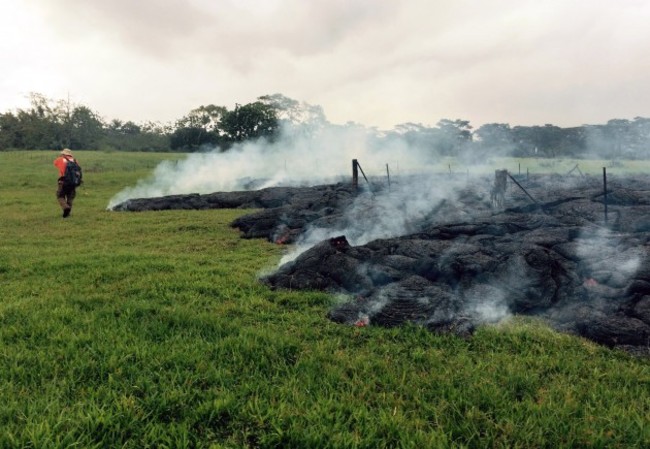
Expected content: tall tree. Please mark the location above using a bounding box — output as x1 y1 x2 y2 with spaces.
390 122 440 152
15 93 63 149
259 93 326 126
0 112 21 150
474 123 512 147
169 105 227 151
605 119 632 157
220 101 279 143
435 119 473 155
68 106 104 150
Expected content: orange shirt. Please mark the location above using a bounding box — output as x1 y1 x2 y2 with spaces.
54 156 77 177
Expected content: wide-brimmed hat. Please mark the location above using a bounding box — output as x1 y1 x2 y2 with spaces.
60 149 73 157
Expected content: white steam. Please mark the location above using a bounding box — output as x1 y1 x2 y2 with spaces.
279 175 469 265
577 227 643 286
462 284 512 324
107 122 431 210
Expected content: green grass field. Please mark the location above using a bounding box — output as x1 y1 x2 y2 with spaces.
1 150 649 448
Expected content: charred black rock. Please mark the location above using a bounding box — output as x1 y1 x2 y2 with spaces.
113 183 358 244
263 174 650 353
115 173 650 353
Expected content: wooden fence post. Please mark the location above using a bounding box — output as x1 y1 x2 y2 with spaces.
603 167 608 223
386 164 390 190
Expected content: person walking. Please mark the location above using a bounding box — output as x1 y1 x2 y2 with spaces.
53 148 82 218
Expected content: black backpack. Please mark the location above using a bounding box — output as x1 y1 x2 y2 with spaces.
63 159 83 187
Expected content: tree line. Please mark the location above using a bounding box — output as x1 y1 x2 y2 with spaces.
382 117 650 160
0 93 279 152
1 92 649 159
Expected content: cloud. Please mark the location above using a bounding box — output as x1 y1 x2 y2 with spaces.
27 0 210 58
3 0 650 129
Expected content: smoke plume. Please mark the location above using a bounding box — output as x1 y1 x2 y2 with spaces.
107 122 433 210
279 174 470 264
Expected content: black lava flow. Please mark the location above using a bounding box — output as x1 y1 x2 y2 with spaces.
113 173 650 356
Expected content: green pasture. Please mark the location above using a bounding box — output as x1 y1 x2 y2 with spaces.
0 151 648 448
391 155 650 177
489 156 650 176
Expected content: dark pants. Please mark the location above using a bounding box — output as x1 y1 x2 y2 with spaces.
56 178 76 211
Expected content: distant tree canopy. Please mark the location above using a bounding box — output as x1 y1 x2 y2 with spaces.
0 93 171 152
1 92 650 159
220 102 279 143
0 93 282 152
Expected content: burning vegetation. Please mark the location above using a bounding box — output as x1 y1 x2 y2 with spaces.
113 167 650 355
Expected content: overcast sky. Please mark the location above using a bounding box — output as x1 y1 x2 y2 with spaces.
1 0 649 130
